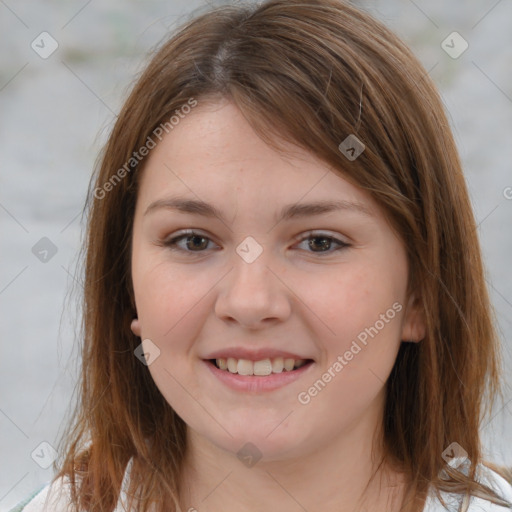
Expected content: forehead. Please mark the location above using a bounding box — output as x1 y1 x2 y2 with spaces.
137 99 379 216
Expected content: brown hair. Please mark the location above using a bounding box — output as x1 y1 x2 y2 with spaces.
54 1 511 511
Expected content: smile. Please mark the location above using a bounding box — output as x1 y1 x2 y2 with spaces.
212 357 309 376
204 358 315 392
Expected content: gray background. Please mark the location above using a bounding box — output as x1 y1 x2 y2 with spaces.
1 0 511 509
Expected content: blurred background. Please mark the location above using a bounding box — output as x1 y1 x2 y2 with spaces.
1 0 511 509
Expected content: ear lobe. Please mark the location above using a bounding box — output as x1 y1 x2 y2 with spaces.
131 318 141 337
401 293 426 343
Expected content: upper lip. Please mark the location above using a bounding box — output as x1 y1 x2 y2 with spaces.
204 348 314 362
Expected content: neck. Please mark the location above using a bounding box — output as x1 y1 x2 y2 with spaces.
177 401 413 512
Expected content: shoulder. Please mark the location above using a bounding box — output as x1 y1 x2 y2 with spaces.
7 476 74 512
10 457 136 512
477 465 512 510
423 465 512 511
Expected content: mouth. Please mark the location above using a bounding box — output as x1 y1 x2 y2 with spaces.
206 357 314 376
203 357 315 392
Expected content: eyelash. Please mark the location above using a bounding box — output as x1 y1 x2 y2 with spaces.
161 229 350 256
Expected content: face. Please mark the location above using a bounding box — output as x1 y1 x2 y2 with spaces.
130 97 424 462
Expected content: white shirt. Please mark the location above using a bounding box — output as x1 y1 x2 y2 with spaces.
11 459 512 511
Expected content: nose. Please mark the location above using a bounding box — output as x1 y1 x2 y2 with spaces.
214 243 292 329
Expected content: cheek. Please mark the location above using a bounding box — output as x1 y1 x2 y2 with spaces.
131 244 205 338
311 263 406 398
320 264 403 337
297 266 404 419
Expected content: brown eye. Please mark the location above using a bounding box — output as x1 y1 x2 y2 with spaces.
163 230 216 253
161 230 349 257
308 236 333 252
183 234 209 251
295 232 350 255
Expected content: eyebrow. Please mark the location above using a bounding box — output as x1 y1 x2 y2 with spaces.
144 196 373 223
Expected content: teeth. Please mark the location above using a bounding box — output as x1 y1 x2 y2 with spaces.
284 358 295 371
272 357 284 373
227 357 237 373
253 359 272 376
237 359 253 376
215 357 308 375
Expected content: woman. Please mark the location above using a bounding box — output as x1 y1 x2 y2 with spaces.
13 0 512 510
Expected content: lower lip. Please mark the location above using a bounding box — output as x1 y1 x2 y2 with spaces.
203 359 315 392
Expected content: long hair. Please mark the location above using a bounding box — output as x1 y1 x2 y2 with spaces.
54 1 511 510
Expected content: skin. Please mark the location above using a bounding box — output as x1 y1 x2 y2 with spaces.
130 97 426 512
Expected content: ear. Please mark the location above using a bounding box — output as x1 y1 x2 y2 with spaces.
401 292 426 343
131 318 141 337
